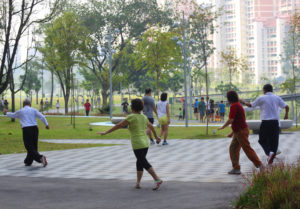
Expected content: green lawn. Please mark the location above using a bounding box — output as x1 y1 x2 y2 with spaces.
0 116 232 154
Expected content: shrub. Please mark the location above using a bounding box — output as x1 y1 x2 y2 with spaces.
235 159 300 209
98 105 110 114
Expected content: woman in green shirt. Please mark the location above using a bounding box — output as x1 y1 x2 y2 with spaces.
99 99 163 190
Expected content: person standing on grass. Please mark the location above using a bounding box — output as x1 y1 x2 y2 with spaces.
157 93 170 146
219 101 226 122
240 84 289 165
84 99 91 116
121 98 129 116
3 99 49 167
56 100 60 113
99 99 163 190
194 99 199 120
198 97 206 123
142 88 158 145
218 91 263 175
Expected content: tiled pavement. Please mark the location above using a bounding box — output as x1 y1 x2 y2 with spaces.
0 133 299 183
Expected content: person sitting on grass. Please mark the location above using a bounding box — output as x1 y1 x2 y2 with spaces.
4 99 49 167
99 98 163 190
218 90 263 175
156 93 170 145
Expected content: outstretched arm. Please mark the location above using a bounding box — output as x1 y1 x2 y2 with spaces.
35 110 49 129
284 105 289 120
99 120 129 135
218 118 234 130
240 100 252 107
5 110 20 119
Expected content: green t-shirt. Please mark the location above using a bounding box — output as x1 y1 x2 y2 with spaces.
125 113 149 150
198 101 206 112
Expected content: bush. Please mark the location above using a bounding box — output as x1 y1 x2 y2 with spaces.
235 159 300 209
98 105 110 114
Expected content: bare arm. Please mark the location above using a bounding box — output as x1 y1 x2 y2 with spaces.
240 100 252 107
218 118 234 130
147 122 161 142
153 106 158 118
166 103 170 124
284 105 289 120
99 120 129 135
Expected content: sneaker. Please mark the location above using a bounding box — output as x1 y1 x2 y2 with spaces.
162 141 168 145
276 149 281 155
268 152 276 165
153 179 163 190
150 139 155 145
228 168 241 175
41 156 48 167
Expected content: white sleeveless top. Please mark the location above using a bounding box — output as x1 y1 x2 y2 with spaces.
157 101 168 119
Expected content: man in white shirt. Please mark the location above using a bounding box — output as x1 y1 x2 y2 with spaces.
240 84 289 165
4 99 50 167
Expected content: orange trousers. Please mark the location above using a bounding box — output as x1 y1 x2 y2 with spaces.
230 128 262 170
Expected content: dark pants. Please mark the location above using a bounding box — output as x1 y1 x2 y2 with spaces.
259 120 279 156
22 126 42 165
86 110 90 116
133 148 152 171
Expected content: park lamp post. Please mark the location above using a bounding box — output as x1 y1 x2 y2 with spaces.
172 12 195 127
101 28 119 120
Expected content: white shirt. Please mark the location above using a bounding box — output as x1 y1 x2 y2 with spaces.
6 106 48 128
157 101 168 119
56 102 60 108
251 92 287 121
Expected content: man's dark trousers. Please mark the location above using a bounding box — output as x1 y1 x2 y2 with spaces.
259 120 279 156
22 126 42 165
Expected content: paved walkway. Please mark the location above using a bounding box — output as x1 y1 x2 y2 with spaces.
0 133 299 183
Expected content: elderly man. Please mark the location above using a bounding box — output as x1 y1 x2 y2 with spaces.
4 99 49 167
240 84 289 165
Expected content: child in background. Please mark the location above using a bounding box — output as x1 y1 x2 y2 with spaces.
157 93 170 145
99 99 163 190
179 108 183 120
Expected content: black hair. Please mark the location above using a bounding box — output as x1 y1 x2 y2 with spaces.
221 100 223 103
226 90 239 103
263 84 273 92
179 108 182 110
131 98 144 112
195 99 198 101
201 97 204 100
145 88 152 94
160 92 168 101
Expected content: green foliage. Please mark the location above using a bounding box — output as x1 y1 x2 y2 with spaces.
235 161 300 209
98 105 110 114
19 60 42 95
134 28 182 95
215 81 239 94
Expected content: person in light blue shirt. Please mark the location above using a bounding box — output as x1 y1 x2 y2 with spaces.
218 101 226 122
194 99 199 120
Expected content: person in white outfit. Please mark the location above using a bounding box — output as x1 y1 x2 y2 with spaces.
56 100 60 113
4 99 49 167
156 93 170 145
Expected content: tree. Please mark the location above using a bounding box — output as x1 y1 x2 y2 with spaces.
40 12 90 114
282 12 300 126
189 2 222 134
215 81 239 95
20 61 41 103
221 48 248 89
77 0 173 105
0 0 61 94
134 28 182 97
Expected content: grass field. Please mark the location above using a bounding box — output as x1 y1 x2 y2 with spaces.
0 116 232 154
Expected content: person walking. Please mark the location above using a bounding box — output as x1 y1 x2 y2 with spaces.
198 97 206 123
99 99 163 190
218 91 263 174
4 99 49 167
40 99 44 112
4 99 9 110
84 99 91 116
240 84 289 165
157 93 170 145
194 99 199 120
142 88 158 145
121 98 129 116
218 101 226 122
56 100 60 113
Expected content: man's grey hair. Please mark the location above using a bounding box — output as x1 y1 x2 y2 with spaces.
23 98 31 106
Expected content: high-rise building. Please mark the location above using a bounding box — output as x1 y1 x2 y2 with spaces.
210 0 300 84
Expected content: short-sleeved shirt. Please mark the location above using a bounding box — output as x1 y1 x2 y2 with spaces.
194 101 199 108
84 103 91 111
198 101 206 112
142 96 155 118
229 102 248 132
251 92 287 121
125 114 149 150
219 103 225 113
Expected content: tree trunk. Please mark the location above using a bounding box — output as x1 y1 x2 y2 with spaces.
50 70 54 107
64 93 69 114
11 90 15 122
36 90 39 105
101 90 109 106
